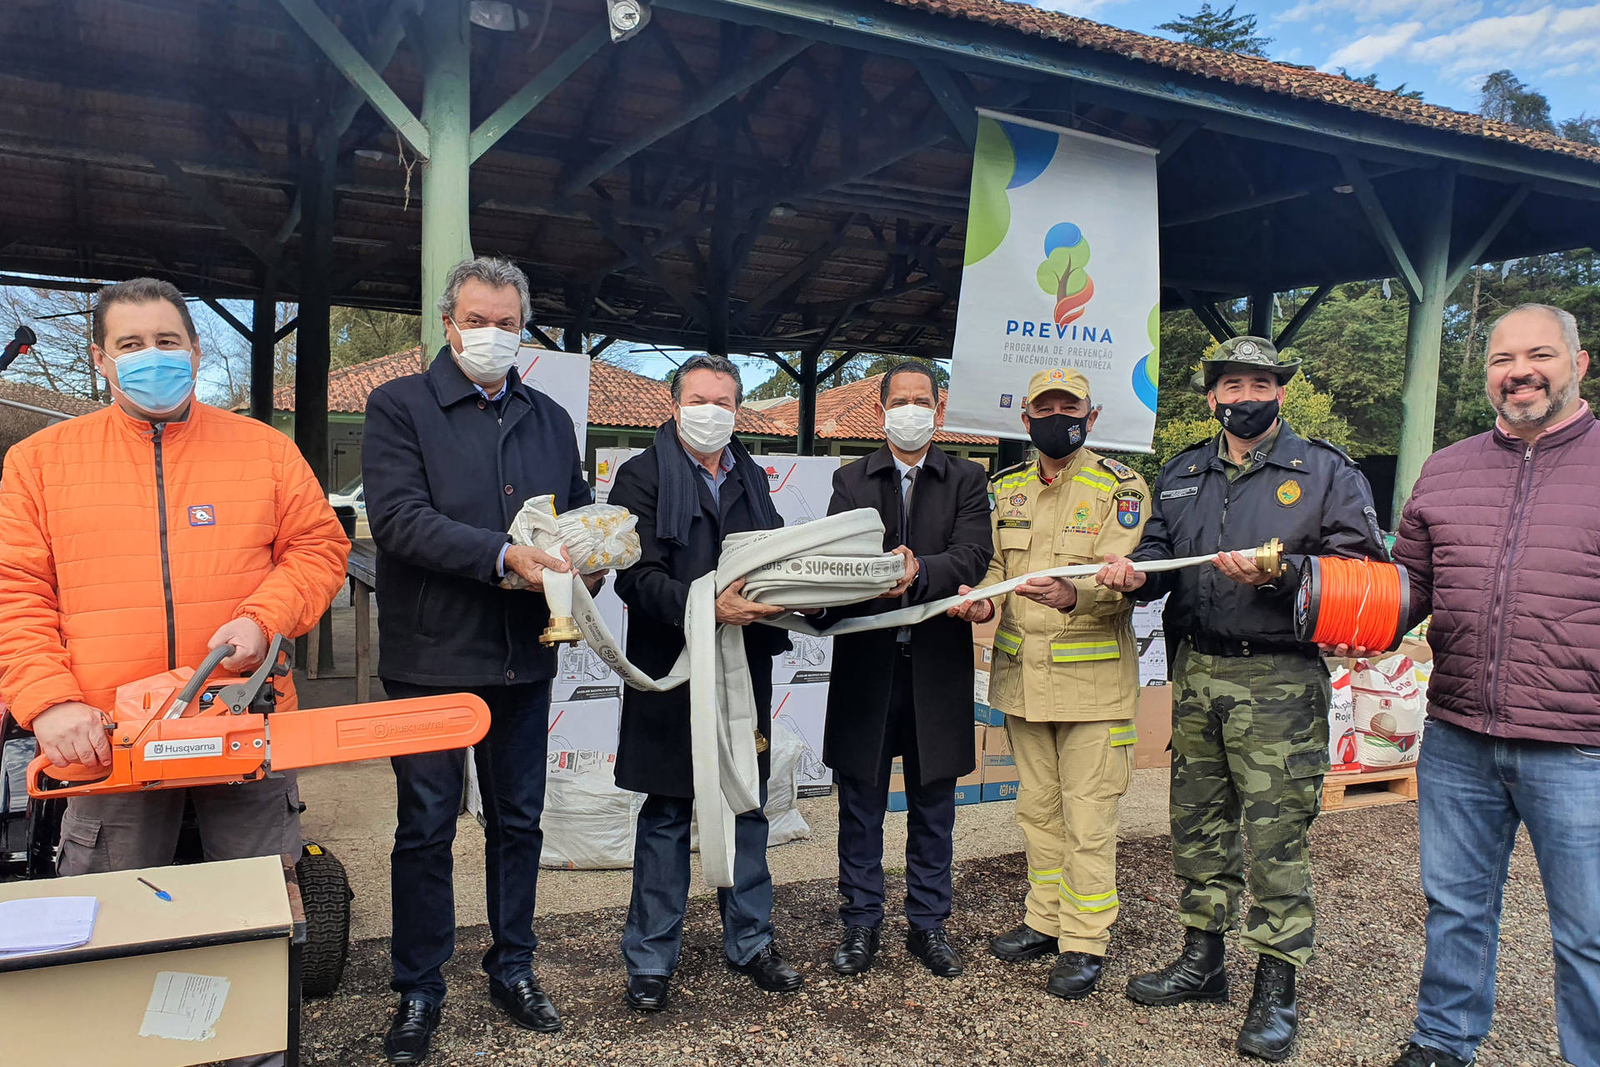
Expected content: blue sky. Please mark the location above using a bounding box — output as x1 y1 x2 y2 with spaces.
1024 0 1597 122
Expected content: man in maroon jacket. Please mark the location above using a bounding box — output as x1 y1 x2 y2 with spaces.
1387 303 1597 1067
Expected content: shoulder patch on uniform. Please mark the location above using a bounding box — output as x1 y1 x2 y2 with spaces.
1100 456 1138 482
1112 488 1144 528
1310 437 1355 464
989 460 1028 485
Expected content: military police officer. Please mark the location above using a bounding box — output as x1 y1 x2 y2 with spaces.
1097 337 1387 1062
949 367 1148 1001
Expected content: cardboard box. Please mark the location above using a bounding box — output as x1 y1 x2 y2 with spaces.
1133 685 1173 770
974 642 993 671
889 727 984 811
972 614 998 650
772 631 833 686
980 724 1019 802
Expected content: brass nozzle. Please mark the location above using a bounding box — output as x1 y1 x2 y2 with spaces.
1254 538 1285 578
539 616 584 646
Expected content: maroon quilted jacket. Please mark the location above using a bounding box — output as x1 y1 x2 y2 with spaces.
1392 405 1600 746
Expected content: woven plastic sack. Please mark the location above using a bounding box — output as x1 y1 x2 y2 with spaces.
502 494 641 589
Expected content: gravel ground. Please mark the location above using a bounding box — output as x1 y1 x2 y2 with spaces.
298 804 1564 1067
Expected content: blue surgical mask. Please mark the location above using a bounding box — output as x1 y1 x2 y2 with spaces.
113 348 196 419
114 347 195 418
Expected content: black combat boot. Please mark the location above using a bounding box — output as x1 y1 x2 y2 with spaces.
1125 927 1229 1006
1236 955 1298 1062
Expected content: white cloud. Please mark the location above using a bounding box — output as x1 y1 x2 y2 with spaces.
1403 3 1600 81
1321 22 1424 71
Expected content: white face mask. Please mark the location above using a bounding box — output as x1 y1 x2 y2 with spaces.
450 318 521 384
677 403 736 455
884 404 936 452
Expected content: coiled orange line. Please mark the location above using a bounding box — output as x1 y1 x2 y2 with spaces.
1308 556 1406 651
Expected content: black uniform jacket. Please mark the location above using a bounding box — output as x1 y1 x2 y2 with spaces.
1130 420 1387 661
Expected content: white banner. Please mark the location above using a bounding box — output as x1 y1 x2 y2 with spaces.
516 347 591 453
945 111 1161 452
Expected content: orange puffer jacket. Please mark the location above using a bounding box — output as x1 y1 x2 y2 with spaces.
0 402 349 726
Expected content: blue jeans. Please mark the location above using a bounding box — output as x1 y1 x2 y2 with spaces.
621 787 775 976
384 679 551 1007
1412 717 1600 1067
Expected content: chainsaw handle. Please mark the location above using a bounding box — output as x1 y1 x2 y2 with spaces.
167 644 237 713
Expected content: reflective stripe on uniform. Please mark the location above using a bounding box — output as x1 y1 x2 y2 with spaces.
1073 467 1115 492
995 629 1023 656
1028 866 1063 885
1059 881 1120 912
1109 723 1139 747
1048 640 1120 663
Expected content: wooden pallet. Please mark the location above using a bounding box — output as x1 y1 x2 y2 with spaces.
1323 766 1418 811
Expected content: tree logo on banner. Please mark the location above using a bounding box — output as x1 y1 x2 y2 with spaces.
1036 223 1094 325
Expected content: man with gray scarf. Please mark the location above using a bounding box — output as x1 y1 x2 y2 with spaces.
607 355 801 1012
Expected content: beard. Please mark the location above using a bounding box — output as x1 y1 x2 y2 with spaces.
1494 371 1579 427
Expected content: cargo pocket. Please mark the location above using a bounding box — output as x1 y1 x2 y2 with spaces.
56 814 103 877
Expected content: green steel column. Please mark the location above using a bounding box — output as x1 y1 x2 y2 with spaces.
420 0 474 362
1393 169 1455 518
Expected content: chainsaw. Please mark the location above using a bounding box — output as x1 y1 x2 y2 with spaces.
27 635 490 799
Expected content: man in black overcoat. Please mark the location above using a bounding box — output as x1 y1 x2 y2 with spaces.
812 362 994 978
608 354 800 1013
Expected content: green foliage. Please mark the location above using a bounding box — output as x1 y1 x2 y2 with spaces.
1156 3 1272 55
328 307 420 370
1479 69 1554 132
1559 116 1600 147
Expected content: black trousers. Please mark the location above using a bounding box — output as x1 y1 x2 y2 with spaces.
834 647 957 931
383 679 550 1006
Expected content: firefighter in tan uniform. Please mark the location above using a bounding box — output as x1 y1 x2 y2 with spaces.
949 367 1148 1000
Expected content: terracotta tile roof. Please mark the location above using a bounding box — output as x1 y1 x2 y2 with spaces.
762 374 998 445
0 379 106 417
273 346 427 414
586 358 789 436
272 347 788 435
886 0 1600 164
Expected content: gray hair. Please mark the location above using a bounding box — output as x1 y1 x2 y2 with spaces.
671 354 744 406
1492 303 1583 360
436 256 531 324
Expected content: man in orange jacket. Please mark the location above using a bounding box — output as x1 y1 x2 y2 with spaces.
0 277 349 884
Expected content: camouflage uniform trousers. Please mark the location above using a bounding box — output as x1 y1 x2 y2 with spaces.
1169 641 1332 967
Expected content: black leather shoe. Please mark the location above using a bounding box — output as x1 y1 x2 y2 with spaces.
1236 956 1298 1062
383 998 440 1065
488 976 561 1033
907 925 963 978
729 943 803 993
1126 927 1229 1006
625 974 670 1012
831 925 880 975
1046 951 1104 999
989 923 1058 963
1390 1042 1473 1067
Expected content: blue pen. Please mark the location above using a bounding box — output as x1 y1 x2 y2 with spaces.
137 877 173 902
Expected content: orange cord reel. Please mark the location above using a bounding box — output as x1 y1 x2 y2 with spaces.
1294 556 1411 652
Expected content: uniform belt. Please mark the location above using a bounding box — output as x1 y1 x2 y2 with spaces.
1186 634 1313 658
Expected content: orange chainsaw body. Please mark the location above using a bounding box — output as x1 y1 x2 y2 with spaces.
28 649 490 799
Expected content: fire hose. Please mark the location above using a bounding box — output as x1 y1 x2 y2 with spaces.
544 508 1284 888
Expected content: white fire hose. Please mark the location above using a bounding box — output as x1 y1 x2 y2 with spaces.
541 507 1282 888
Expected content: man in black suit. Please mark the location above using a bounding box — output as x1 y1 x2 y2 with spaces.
608 354 801 1013
813 362 994 977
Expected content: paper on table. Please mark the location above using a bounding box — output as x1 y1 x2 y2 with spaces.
0 895 98 958
139 971 231 1042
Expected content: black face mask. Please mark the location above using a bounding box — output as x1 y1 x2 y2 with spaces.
1028 413 1089 459
1214 398 1280 439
